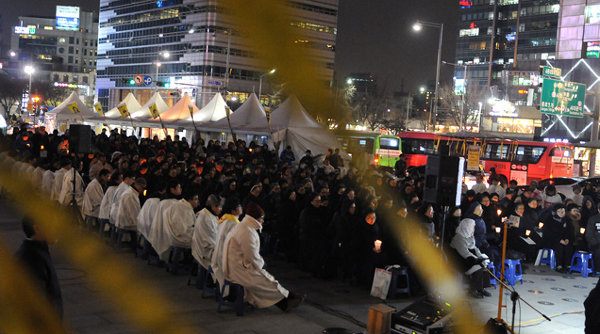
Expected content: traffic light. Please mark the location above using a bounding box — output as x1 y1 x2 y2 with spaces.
120 78 135 85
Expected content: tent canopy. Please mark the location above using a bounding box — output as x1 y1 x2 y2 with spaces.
206 92 265 130
170 93 228 127
244 94 321 132
103 93 142 119
131 92 170 119
45 92 96 120
153 93 200 123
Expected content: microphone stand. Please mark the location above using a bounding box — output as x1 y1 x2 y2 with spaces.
485 216 551 333
481 264 551 332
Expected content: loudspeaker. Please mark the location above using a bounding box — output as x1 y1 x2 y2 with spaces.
69 124 91 153
424 155 464 206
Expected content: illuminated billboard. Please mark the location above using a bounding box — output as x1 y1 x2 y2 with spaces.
56 6 80 30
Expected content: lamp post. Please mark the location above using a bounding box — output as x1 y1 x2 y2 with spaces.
154 51 170 93
24 65 34 116
442 61 468 132
258 69 276 106
413 20 444 132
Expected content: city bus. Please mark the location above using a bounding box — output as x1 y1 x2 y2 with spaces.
398 131 573 184
335 131 402 169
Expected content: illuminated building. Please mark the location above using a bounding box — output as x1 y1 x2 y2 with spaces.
6 7 98 104
96 0 339 110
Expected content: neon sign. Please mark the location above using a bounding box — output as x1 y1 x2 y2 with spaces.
460 0 473 8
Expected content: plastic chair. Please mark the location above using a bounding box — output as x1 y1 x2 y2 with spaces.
569 251 595 278
166 247 189 275
114 228 137 251
386 266 411 299
488 262 497 289
538 248 556 270
217 280 251 316
503 259 523 286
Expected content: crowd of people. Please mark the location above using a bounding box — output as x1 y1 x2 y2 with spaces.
3 123 600 317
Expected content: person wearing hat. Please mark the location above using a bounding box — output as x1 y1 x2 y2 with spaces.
299 150 314 170
115 178 147 231
223 201 305 312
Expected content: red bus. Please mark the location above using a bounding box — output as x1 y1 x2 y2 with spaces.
398 132 574 185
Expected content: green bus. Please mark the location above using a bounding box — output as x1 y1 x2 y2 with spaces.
335 131 402 169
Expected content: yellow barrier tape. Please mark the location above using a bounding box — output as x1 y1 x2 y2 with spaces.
0 154 195 334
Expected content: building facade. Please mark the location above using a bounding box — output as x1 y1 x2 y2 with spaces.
7 8 98 104
96 0 339 110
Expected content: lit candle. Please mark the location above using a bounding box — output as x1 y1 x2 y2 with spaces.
580 227 586 234
374 240 382 251
40 145 44 150
538 222 544 229
495 227 501 234
143 189 147 196
497 209 502 216
525 230 531 236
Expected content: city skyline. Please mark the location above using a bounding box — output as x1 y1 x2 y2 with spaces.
3 0 458 95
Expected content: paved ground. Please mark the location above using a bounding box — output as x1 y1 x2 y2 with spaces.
0 199 593 334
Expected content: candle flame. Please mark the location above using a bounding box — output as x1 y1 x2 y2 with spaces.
539 222 544 229
581 227 586 234
495 227 501 234
525 230 531 236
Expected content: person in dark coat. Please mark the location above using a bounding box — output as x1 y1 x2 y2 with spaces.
14 217 63 319
352 207 385 287
331 199 358 281
541 204 574 272
297 192 327 272
585 204 600 271
585 277 600 334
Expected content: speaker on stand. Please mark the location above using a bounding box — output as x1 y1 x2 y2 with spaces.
68 124 91 223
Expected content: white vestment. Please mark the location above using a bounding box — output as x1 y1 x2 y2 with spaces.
148 198 193 261
33 167 45 191
41 170 55 196
109 182 130 224
137 197 160 238
58 169 84 207
211 215 239 289
99 185 119 220
51 168 68 201
223 216 289 308
192 208 219 269
82 179 104 217
115 186 141 230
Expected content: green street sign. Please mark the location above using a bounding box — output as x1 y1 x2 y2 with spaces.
540 78 586 118
542 66 561 78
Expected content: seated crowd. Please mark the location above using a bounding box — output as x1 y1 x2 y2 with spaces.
2 124 600 309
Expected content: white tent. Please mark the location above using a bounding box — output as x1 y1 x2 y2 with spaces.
243 94 349 165
150 93 200 124
170 93 228 127
244 94 321 132
205 92 266 130
103 93 143 119
44 92 96 132
131 92 170 119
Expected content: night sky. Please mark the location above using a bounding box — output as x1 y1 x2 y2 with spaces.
3 0 459 94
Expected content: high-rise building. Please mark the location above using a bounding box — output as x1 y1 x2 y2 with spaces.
6 7 98 101
96 0 339 110
454 0 560 88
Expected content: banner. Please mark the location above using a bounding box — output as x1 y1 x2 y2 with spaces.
266 108 271 123
68 102 81 114
188 105 194 117
467 145 480 171
117 104 129 118
149 104 159 119
94 102 103 116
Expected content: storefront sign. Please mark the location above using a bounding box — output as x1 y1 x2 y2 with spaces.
540 78 585 118
15 26 35 35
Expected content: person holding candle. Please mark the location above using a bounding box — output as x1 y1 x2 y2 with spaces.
352 208 385 287
541 204 574 273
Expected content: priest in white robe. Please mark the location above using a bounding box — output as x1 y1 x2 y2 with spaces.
211 197 243 290
51 159 72 201
192 194 223 270
115 179 146 230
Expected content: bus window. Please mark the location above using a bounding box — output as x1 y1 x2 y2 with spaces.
484 144 508 160
348 138 374 153
379 137 399 150
514 145 545 163
403 139 435 154
549 147 572 159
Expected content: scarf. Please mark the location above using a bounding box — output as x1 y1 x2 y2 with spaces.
217 213 240 224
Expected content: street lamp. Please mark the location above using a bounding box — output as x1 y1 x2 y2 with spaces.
413 20 444 132
442 61 468 132
24 65 34 115
258 69 276 105
154 51 170 92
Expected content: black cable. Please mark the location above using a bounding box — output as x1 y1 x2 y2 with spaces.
305 299 367 328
